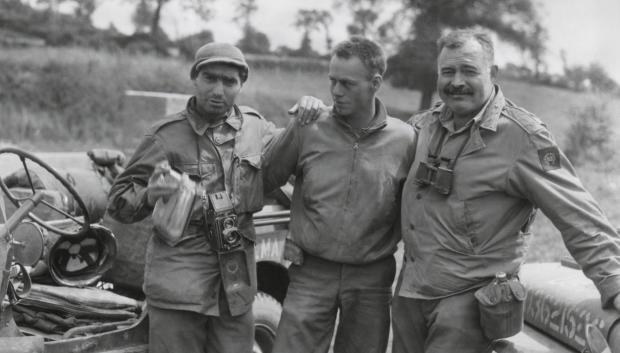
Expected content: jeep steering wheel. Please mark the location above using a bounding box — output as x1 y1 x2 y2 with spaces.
0 147 91 237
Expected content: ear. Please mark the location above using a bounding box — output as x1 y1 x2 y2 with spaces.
490 65 499 80
371 74 383 91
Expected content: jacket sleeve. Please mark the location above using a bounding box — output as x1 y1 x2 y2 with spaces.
260 118 284 149
261 118 301 194
407 126 418 171
107 133 167 224
505 127 620 307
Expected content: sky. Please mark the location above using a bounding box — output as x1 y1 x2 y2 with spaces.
91 0 620 82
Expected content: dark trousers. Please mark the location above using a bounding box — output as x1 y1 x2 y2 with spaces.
392 288 492 353
148 304 254 353
273 254 396 353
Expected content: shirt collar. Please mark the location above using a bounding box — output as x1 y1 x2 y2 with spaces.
185 96 243 136
478 86 505 132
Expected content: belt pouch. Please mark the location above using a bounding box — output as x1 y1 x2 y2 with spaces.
474 275 526 340
218 242 253 314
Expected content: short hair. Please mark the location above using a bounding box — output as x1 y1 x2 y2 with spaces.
332 36 386 77
437 28 495 65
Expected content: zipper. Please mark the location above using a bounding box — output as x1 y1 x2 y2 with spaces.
341 139 360 216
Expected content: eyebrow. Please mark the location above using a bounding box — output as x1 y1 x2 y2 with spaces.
328 75 355 82
203 71 239 81
439 63 479 70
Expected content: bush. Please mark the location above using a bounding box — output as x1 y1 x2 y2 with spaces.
176 30 214 60
237 27 271 55
563 101 615 166
0 47 192 148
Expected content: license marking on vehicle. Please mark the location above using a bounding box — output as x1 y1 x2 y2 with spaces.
255 237 285 262
525 288 607 349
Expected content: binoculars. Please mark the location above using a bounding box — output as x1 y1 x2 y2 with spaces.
413 160 454 195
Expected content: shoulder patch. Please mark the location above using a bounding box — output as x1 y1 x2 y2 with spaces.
538 146 561 171
238 105 265 120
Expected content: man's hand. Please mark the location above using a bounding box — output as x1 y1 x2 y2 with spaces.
146 161 180 206
288 96 329 126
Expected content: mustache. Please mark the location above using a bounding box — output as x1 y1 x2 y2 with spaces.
444 86 473 95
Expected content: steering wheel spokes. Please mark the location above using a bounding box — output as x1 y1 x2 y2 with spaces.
0 147 91 237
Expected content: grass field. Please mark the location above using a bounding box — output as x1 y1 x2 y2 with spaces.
1 46 620 263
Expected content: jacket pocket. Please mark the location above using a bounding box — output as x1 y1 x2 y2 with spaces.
175 162 216 179
233 154 264 213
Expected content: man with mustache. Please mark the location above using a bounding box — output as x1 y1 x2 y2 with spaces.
107 42 322 353
262 37 415 353
392 28 620 353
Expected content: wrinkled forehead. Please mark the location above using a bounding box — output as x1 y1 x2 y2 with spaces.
438 41 490 70
328 55 372 80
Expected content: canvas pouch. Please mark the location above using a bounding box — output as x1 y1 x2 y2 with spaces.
152 174 196 247
474 276 527 340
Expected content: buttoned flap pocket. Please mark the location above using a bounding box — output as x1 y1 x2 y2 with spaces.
241 154 262 169
233 154 264 213
179 162 199 177
173 162 217 181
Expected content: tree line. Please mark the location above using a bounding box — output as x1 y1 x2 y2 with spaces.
1 0 617 109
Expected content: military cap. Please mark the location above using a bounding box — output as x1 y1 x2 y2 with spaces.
189 42 249 82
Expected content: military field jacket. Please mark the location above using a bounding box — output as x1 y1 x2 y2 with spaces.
399 87 620 307
263 98 416 264
107 98 278 316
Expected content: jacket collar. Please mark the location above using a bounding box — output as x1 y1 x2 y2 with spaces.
333 97 388 136
185 96 242 136
430 85 507 157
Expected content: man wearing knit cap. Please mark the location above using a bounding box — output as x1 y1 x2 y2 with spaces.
108 42 323 353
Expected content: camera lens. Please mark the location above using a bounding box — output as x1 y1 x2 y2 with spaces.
223 218 235 229
225 232 240 245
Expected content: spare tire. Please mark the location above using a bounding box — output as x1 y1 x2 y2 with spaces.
253 292 282 353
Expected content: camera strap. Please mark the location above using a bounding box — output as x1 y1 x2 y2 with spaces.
444 129 473 169
431 125 474 169
425 124 472 167
426 126 448 164
415 123 475 195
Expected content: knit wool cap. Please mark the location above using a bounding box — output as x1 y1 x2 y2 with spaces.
189 42 249 82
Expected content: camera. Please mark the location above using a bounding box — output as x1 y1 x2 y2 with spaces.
204 191 252 298
206 191 244 252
